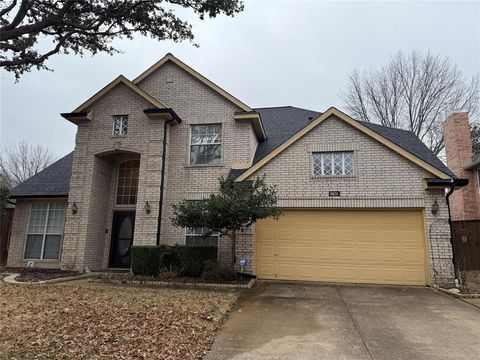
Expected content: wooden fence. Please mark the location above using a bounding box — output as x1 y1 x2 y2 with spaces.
0 208 14 266
452 220 480 271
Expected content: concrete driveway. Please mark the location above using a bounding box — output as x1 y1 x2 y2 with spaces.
206 282 480 360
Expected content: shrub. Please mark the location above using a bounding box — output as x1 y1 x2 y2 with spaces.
177 246 218 277
131 245 217 277
201 260 236 282
131 246 163 276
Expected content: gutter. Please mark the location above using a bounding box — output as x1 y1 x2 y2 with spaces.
156 112 182 246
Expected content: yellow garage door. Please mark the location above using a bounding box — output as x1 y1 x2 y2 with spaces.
255 210 427 285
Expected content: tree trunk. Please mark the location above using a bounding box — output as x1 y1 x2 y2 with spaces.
230 231 237 269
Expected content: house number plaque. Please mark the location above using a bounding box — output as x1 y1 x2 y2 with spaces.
329 191 341 197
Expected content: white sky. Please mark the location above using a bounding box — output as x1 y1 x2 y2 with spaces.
1 0 479 158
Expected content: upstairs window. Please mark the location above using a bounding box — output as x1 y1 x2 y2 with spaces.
313 152 354 176
190 124 222 165
25 203 66 260
185 227 218 247
112 115 128 136
116 159 140 205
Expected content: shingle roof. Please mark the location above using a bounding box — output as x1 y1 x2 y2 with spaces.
229 106 455 178
10 107 455 198
9 152 73 198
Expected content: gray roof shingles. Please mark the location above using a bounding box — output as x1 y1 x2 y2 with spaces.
10 106 455 198
9 152 73 198
229 106 455 179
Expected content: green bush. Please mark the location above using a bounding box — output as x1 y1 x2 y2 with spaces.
131 246 163 276
131 245 217 277
201 260 236 282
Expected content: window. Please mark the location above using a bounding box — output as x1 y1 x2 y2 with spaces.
477 168 480 189
112 115 128 136
313 152 354 176
116 159 140 205
25 203 66 260
185 227 218 247
190 124 222 165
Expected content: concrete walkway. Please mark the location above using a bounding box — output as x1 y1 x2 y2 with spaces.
206 282 480 360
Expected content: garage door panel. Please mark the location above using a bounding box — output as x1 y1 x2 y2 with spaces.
256 210 427 285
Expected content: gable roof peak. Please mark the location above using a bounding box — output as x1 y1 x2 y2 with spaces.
133 53 253 112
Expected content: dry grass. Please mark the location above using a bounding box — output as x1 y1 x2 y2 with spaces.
0 279 237 359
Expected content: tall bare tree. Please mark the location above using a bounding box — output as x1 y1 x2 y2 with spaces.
0 0 244 79
0 140 56 188
342 51 480 155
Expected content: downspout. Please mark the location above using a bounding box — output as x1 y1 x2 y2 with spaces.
445 182 459 284
156 118 175 246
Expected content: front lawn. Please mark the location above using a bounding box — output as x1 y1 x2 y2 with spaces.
0 279 237 359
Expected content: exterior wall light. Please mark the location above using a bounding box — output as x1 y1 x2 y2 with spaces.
144 201 151 214
431 199 439 215
71 202 78 214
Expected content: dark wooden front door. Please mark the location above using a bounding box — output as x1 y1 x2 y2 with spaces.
109 212 135 268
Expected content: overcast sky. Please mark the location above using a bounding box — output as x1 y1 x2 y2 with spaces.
1 0 479 158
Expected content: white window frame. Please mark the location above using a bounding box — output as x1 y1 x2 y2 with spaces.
112 115 128 136
185 227 219 247
189 124 222 165
312 152 354 176
24 202 66 260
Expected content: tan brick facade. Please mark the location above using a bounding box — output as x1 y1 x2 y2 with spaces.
443 111 480 221
7 57 456 286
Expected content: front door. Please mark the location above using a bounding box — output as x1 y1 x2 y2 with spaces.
109 212 135 268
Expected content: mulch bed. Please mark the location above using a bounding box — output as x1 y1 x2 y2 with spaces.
5 268 80 282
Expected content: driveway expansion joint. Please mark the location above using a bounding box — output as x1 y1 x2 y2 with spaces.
336 285 375 360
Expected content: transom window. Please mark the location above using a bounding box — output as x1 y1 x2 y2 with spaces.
190 124 222 165
116 159 140 205
25 203 66 260
185 227 218 247
313 152 354 176
112 115 128 136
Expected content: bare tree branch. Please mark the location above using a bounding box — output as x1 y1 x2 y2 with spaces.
0 140 57 188
0 0 244 79
341 50 480 155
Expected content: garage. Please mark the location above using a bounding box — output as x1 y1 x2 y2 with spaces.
255 209 428 285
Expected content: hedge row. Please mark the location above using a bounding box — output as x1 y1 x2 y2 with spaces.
131 245 217 277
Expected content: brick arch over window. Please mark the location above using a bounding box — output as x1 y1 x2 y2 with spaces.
116 159 140 205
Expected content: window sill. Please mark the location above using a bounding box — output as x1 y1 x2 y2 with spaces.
185 164 225 169
311 175 357 180
22 259 60 262
109 135 128 139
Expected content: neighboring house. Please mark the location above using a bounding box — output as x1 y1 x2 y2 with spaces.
443 112 480 221
7 54 465 287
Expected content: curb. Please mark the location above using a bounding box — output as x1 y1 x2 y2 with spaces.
89 276 256 289
2 272 92 285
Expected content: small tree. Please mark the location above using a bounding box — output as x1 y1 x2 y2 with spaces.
172 176 281 268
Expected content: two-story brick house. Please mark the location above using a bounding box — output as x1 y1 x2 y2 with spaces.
8 54 466 286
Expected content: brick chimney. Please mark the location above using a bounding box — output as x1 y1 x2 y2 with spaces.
443 111 480 220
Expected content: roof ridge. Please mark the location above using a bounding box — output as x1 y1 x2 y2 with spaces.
254 105 321 113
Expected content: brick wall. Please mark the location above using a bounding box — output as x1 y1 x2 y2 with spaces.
61 82 166 271
7 198 67 269
246 115 455 285
443 111 480 220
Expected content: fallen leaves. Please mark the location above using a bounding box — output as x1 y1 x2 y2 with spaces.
0 280 237 359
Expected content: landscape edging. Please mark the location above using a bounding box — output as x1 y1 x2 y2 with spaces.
89 276 256 289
